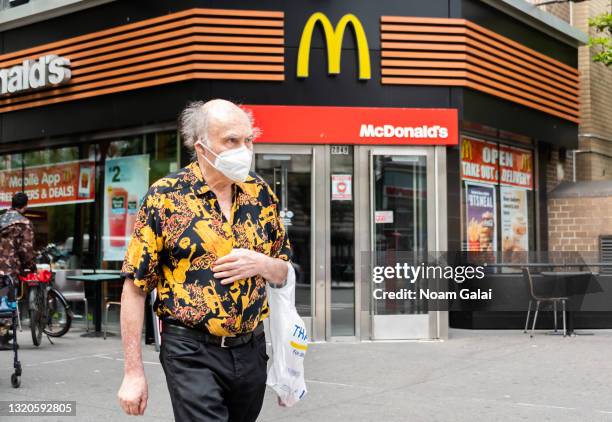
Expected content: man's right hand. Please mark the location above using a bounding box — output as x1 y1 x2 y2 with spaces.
118 374 148 416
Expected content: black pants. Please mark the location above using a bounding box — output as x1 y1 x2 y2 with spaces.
160 331 269 422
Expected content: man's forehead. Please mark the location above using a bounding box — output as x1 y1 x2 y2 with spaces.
208 111 252 137
217 128 253 139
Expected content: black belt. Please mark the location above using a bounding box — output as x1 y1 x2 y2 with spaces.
161 321 264 349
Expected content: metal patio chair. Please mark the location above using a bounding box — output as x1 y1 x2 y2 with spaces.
54 270 89 332
522 267 567 337
104 301 121 339
103 280 123 339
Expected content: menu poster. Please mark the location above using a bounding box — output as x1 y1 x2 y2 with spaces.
501 187 529 252
465 183 497 252
103 154 150 261
0 160 95 209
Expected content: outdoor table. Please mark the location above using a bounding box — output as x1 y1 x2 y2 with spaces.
66 272 122 337
540 271 598 336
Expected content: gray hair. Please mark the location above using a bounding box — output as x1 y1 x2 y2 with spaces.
179 99 258 154
179 100 208 151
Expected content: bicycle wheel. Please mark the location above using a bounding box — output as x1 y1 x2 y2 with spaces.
28 286 44 347
44 289 72 337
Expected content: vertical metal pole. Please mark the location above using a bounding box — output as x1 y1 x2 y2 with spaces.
369 150 376 336
281 165 288 212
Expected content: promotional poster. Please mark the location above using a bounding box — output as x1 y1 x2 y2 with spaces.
0 160 95 208
501 187 529 253
465 183 497 252
102 154 149 261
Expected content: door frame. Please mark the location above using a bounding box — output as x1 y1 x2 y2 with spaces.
355 145 448 340
253 144 327 342
254 144 449 341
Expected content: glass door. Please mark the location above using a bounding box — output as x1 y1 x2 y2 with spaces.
255 145 446 341
253 145 326 341
357 146 443 340
328 146 356 338
372 154 428 315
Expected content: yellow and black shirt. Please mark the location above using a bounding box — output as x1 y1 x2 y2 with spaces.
121 162 292 337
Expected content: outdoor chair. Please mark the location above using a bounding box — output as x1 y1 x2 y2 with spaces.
522 267 567 337
104 301 121 339
54 270 89 332
103 280 123 339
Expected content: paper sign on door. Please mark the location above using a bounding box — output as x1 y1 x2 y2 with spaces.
375 211 394 224
331 174 352 201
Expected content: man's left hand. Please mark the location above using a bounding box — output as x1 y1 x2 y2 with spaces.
213 248 268 285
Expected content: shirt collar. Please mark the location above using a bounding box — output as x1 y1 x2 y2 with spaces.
187 162 257 198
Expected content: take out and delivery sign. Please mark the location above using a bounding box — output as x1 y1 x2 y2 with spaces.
461 137 533 189
245 105 458 145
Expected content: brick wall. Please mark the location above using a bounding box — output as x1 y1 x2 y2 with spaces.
546 146 575 192
527 0 612 185
577 137 612 181
525 0 570 22
577 0 612 139
546 140 612 192
531 0 612 254
575 0 612 182
548 195 612 252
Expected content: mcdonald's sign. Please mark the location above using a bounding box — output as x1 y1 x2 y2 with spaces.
461 139 473 161
297 12 371 80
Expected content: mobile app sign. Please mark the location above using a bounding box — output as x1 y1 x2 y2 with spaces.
0 160 95 209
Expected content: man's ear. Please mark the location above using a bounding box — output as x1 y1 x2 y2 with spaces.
194 139 206 156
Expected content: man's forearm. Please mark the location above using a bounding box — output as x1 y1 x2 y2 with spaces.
260 256 289 286
120 279 146 377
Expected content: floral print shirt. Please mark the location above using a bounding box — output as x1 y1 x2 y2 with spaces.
121 162 292 336
0 209 35 279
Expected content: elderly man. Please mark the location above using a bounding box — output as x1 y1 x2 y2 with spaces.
118 99 291 421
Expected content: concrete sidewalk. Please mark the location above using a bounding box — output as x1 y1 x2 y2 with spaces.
2 327 612 421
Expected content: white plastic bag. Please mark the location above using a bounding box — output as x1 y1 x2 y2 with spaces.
266 262 308 407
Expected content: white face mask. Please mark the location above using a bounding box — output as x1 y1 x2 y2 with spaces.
197 139 253 183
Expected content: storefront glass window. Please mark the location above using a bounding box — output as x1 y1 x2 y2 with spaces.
101 131 179 269
460 136 536 258
0 130 179 271
0 146 98 268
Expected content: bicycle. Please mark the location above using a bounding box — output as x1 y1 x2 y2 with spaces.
19 244 74 346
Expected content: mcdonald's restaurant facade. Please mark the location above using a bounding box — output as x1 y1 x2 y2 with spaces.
0 0 586 341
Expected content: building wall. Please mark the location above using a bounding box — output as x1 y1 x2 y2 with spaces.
532 0 612 186
546 147 570 192
0 0 580 152
575 1 612 138
529 0 571 22
575 0 612 182
527 0 612 256
548 195 612 252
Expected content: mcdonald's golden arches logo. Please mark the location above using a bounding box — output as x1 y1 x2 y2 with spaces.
297 12 371 80
461 139 473 161
519 154 532 172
